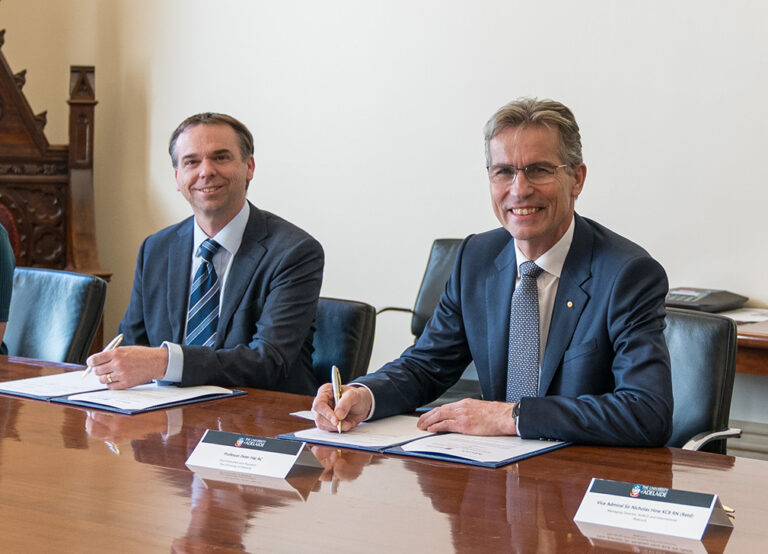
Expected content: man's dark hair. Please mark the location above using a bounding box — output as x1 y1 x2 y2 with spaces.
169 112 254 168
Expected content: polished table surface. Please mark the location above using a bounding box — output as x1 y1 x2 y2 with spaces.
0 356 766 553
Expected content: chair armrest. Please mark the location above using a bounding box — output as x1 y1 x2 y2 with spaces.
376 307 415 316
682 428 742 451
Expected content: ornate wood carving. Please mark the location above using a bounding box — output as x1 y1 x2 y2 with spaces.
0 181 66 267
0 28 110 350
0 31 106 277
0 162 67 175
13 69 24 89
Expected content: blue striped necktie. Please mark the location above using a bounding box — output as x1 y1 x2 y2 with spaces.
506 261 544 403
185 238 222 347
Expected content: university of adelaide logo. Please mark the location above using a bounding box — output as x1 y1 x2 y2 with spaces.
630 484 669 499
234 437 244 447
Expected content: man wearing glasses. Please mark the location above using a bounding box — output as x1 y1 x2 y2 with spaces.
314 98 673 446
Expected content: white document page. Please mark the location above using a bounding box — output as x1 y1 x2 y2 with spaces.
66 383 234 410
720 307 768 323
293 415 433 449
0 370 105 398
400 433 565 463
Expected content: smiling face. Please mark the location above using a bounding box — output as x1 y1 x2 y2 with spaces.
488 125 586 260
174 123 255 236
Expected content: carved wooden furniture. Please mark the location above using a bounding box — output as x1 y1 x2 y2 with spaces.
0 28 109 350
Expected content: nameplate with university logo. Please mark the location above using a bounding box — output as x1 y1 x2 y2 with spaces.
186 430 322 479
574 478 732 540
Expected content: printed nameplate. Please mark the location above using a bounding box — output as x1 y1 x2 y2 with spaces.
574 478 728 540
186 430 321 479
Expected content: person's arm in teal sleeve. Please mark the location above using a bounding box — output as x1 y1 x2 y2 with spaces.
0 225 16 351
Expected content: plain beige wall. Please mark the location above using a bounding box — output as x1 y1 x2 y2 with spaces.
2 1 768 420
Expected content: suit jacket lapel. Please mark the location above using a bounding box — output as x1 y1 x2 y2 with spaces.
168 220 194 344
216 203 267 345
539 215 592 395
486 238 517 401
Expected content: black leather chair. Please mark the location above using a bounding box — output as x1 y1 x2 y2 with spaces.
664 307 741 453
4 267 107 364
377 239 481 408
312 297 376 385
378 239 463 338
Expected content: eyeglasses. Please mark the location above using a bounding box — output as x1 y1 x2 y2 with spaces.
488 162 569 186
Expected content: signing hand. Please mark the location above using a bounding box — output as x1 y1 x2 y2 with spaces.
85 345 169 389
417 398 518 435
311 383 372 432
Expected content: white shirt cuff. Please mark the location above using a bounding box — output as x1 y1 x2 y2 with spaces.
350 383 375 421
160 341 183 382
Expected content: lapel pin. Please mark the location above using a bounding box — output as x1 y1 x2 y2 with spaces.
567 301 574 308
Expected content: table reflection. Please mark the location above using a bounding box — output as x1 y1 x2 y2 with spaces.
0 395 20 441
82 408 336 551
310 445 379 492
408 453 675 553
170 473 301 553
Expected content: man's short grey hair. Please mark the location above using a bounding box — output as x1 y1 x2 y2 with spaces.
169 112 254 168
483 98 583 170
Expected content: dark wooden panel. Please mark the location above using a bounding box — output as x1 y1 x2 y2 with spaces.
0 30 106 278
737 321 768 377
0 29 110 353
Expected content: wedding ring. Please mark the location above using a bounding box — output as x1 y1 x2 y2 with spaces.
106 373 113 384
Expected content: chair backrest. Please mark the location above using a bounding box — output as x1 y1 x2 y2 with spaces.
312 297 376 384
5 267 107 364
664 307 738 453
411 239 462 338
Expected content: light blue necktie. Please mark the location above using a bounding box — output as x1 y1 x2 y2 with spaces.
185 238 221 347
506 261 544 403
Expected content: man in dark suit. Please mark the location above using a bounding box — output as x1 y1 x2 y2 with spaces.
313 98 673 446
87 113 323 395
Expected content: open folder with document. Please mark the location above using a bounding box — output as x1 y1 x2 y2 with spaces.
0 370 107 400
0 370 245 414
279 415 568 468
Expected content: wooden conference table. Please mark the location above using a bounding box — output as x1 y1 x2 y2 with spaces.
736 321 768 377
0 356 766 553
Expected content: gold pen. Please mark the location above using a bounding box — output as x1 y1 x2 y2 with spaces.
331 365 343 433
82 333 124 379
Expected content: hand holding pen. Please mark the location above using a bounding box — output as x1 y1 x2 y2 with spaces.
82 334 123 379
311 370 373 433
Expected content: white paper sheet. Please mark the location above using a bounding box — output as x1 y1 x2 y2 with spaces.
67 383 234 410
293 415 432 448
0 370 105 398
720 307 768 323
400 433 565 463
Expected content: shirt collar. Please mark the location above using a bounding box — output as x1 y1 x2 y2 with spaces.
192 202 250 257
514 216 575 279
